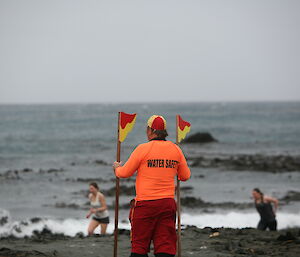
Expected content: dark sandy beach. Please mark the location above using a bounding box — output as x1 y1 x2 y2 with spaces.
1 226 300 257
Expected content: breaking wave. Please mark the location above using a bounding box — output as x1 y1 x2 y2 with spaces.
1 209 299 238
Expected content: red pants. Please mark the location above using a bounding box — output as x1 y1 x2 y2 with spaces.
129 198 177 255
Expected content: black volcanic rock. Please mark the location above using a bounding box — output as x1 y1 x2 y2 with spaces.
180 196 253 209
277 231 297 241
0 247 49 256
183 132 217 144
102 185 136 196
188 154 300 172
94 160 109 165
280 191 300 202
0 216 8 226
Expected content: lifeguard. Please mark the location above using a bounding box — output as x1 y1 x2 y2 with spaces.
113 115 191 257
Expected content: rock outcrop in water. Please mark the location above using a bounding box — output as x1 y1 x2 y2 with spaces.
0 215 8 226
280 190 300 202
180 196 253 210
183 132 218 144
0 168 65 180
102 185 136 196
188 154 300 172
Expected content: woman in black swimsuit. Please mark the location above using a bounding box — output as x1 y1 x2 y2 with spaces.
252 188 278 231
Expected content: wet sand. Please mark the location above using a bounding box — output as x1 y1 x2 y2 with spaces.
1 227 300 257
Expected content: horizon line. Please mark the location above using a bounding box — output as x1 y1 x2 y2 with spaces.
0 99 300 105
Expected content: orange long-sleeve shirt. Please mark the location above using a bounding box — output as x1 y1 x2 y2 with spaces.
115 139 191 201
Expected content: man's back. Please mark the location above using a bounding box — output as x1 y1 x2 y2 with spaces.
116 139 190 201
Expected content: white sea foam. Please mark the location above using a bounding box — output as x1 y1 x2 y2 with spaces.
1 210 299 238
181 211 300 229
0 217 127 238
0 210 130 238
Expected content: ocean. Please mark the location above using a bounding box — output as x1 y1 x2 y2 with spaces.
0 102 300 237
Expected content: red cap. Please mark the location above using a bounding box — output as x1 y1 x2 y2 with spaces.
147 115 167 130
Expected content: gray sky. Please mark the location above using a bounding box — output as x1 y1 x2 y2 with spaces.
0 0 299 103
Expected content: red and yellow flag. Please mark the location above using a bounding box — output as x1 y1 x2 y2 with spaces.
119 112 137 142
177 115 191 143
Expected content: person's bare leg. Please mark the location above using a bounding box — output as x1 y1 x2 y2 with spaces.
88 219 99 235
100 223 108 234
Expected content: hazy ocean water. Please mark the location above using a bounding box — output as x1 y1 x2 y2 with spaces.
0 102 300 237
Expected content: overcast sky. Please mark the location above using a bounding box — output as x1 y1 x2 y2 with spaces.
0 0 299 103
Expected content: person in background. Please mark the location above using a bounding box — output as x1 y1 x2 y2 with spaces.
252 188 278 231
113 115 191 257
86 182 109 235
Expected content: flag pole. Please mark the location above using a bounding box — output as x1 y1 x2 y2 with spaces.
114 112 121 257
176 115 182 257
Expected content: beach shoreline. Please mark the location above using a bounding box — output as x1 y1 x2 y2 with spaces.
1 226 300 257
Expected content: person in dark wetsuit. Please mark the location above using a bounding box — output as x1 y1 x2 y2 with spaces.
252 188 279 231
